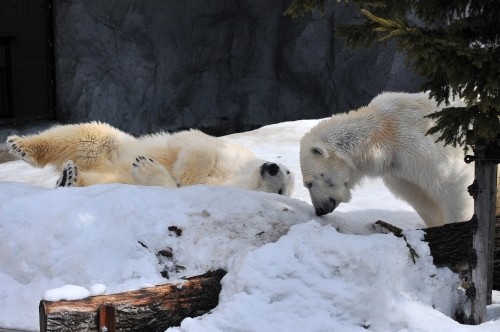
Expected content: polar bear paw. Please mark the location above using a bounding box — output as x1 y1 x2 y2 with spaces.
56 161 79 187
6 135 37 165
132 156 177 188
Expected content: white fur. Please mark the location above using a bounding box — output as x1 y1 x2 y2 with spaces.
7 122 295 196
300 92 493 227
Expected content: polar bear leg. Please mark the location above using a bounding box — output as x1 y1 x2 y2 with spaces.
6 134 45 167
383 176 446 227
6 123 123 169
132 156 177 187
56 158 133 188
172 148 217 186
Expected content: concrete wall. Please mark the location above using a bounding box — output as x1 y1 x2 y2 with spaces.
54 0 422 135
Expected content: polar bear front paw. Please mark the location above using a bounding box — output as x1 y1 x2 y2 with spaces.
56 161 79 187
6 135 36 165
132 156 177 188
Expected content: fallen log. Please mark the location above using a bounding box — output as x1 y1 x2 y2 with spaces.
375 217 500 290
39 269 226 332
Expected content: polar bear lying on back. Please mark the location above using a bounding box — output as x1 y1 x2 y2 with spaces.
7 122 295 196
300 92 499 227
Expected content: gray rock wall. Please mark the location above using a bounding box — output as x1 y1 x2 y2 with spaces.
54 0 421 135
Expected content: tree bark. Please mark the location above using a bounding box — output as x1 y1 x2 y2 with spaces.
467 142 498 324
374 218 500 290
39 269 226 332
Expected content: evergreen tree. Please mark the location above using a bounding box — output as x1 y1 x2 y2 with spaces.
285 0 500 148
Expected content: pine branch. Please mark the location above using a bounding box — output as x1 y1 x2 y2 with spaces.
284 0 328 17
361 9 418 41
425 105 500 150
285 0 500 147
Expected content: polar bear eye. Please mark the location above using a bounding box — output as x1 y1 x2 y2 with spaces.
311 147 323 155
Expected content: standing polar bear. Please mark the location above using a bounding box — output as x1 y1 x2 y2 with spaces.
7 122 295 196
300 92 499 227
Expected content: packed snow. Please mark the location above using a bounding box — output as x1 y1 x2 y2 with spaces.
0 120 499 331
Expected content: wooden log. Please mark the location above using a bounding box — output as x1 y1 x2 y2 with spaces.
374 217 500 290
421 219 475 265
39 269 226 332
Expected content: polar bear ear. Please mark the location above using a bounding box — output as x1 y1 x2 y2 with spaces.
310 145 329 158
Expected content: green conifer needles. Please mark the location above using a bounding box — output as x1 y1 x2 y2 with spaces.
284 0 327 17
285 1 500 148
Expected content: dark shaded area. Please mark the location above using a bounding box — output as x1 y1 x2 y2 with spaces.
0 0 56 124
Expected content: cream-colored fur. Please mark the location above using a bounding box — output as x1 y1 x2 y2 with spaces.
7 122 295 196
300 92 499 227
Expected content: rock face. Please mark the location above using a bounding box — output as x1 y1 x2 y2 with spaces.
55 0 421 135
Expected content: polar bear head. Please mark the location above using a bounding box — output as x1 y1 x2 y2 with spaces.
231 159 295 197
300 123 361 216
258 161 295 196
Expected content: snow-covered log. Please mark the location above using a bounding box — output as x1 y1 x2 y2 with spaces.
38 219 499 331
375 218 500 290
39 269 226 332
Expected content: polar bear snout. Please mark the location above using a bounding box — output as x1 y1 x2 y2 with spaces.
313 198 337 216
260 162 280 176
256 161 295 197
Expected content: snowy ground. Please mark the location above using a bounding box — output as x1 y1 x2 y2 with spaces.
0 120 499 331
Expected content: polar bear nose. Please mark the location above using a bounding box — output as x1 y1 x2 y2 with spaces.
314 198 337 216
261 162 280 176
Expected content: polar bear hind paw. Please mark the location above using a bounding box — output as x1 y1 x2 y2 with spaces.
6 135 36 165
132 156 177 187
132 156 160 175
57 161 78 187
